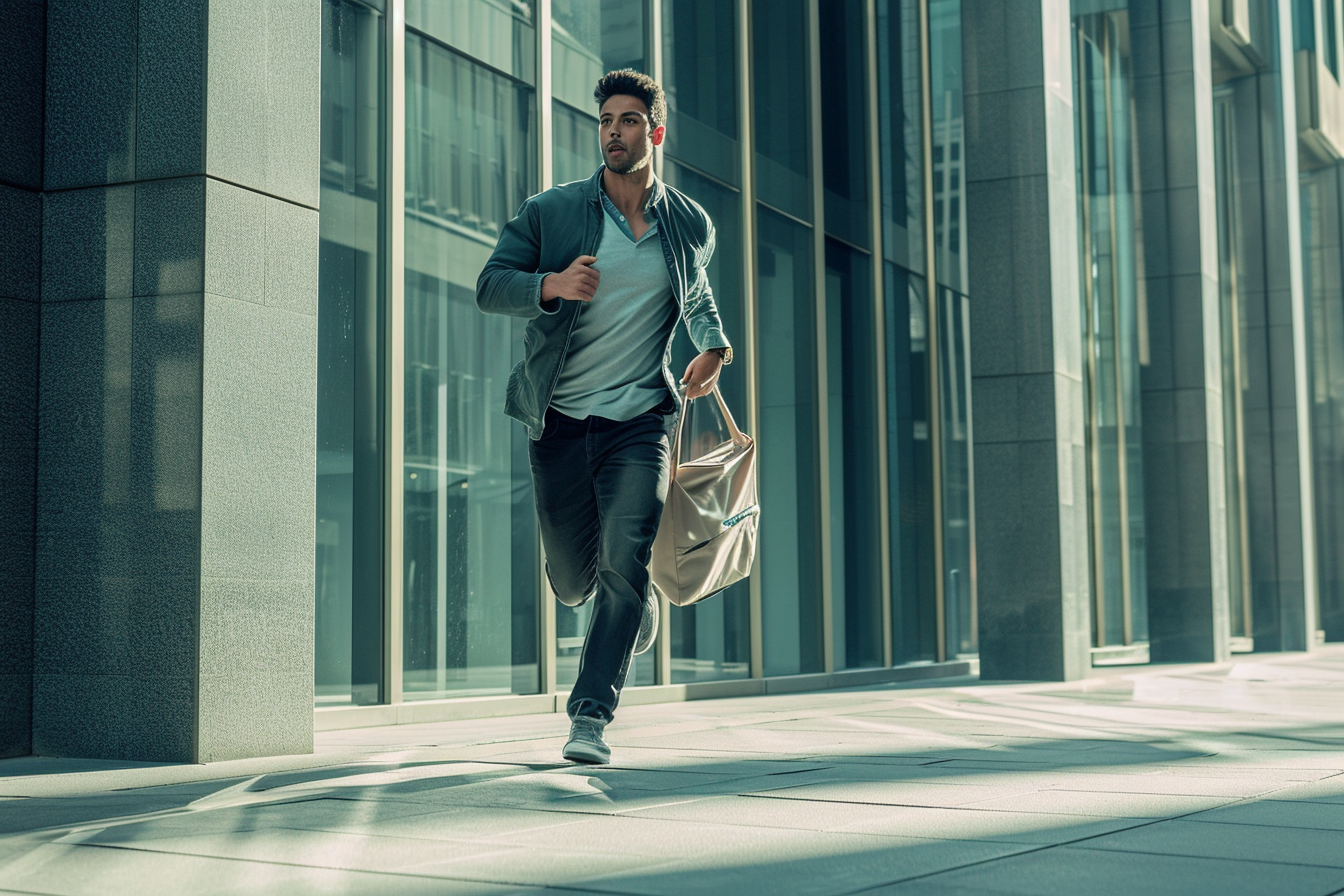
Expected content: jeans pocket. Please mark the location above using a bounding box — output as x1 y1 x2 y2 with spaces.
538 408 560 440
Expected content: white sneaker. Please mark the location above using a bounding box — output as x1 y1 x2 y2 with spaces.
562 716 610 764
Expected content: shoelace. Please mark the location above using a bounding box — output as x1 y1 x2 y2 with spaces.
571 717 604 740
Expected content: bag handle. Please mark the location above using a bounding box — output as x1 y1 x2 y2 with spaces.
709 386 750 448
671 384 750 475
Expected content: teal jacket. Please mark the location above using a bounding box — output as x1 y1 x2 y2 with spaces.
476 167 732 439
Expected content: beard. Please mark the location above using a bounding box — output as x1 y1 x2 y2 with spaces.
605 146 649 175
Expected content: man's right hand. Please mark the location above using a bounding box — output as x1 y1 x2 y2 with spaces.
541 255 600 303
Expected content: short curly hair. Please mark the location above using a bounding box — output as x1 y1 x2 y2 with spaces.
593 69 666 129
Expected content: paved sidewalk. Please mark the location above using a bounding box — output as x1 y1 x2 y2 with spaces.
3 648 1344 896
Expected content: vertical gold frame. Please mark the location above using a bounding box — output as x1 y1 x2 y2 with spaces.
741 0 765 680
918 0 946 662
1100 21 1135 646
649 0 675 687
866 0 895 669
536 0 559 697
807 0 836 674
1215 92 1254 641
382 0 406 705
1077 23 1107 649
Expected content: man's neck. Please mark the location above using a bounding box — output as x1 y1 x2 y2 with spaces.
602 165 655 216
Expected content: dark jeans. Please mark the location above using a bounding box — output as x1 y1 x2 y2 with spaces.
530 403 672 722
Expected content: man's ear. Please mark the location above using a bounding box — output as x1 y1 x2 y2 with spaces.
651 125 666 146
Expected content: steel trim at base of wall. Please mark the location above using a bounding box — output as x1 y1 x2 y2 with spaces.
313 661 975 731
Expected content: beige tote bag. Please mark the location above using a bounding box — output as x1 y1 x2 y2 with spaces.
650 386 759 607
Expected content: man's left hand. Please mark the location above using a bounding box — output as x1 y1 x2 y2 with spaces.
681 351 724 400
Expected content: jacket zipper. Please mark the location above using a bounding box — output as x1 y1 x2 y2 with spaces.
539 199 604 419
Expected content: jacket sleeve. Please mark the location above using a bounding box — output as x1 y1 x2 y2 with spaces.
476 199 560 318
683 223 733 356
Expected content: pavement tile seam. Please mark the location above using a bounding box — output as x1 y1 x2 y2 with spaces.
1056 844 1344 876
740 789 1259 823
1182 815 1344 834
819 838 1065 894
1069 822 1344 870
52 841 565 893
761 795 1167 838
0 794 335 841
837 832 1344 896
104 825 697 893
482 809 1028 850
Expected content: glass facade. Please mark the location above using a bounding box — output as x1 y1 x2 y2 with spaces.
928 0 975 659
752 0 812 222
1302 163 1344 642
662 0 750 683
757 205 825 676
1214 87 1254 646
402 24 540 699
307 0 1344 719
1073 8 1150 651
313 0 986 708
664 161 751 683
825 240 884 669
316 0 385 706
878 0 938 665
553 0 645 187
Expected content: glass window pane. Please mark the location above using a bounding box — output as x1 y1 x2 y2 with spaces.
550 1 648 188
757 206 823 676
939 286 975 658
1301 151 1344 641
820 0 871 249
886 265 937 663
826 240 883 669
877 0 924 272
1074 11 1149 650
407 0 535 83
664 161 750 683
663 0 740 186
317 0 384 707
929 0 966 292
752 0 812 221
403 36 540 699
554 100 598 187
552 0 645 113
1213 94 1246 640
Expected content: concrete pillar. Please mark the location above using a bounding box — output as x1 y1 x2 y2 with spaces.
33 0 319 762
1129 0 1231 662
0 0 45 759
1230 1 1318 652
963 0 1092 681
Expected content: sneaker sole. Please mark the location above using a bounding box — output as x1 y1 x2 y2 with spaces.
563 743 611 764
633 591 659 656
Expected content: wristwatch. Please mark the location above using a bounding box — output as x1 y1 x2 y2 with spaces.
712 346 733 365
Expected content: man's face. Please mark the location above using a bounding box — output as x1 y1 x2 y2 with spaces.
599 95 664 175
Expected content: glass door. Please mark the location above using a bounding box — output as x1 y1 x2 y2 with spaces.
1074 10 1150 656
1213 88 1254 650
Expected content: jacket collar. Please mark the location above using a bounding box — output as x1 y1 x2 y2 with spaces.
586 165 666 209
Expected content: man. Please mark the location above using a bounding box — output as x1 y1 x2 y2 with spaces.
476 70 733 764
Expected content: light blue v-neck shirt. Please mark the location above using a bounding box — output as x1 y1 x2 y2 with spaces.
549 195 677 421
